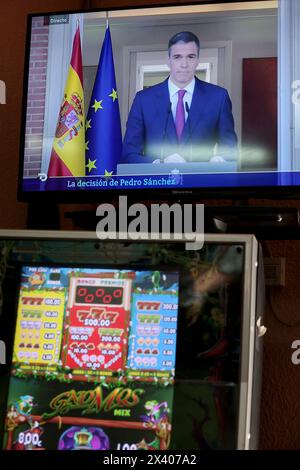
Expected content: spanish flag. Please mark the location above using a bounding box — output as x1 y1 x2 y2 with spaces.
48 26 85 177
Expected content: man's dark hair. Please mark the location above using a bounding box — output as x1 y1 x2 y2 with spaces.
168 31 200 57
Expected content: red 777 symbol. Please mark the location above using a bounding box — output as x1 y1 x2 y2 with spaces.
137 301 161 311
77 308 119 323
22 297 43 306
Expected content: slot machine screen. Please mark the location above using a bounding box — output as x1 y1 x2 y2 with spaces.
3 265 179 451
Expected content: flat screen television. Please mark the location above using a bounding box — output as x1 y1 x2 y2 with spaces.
18 0 300 202
0 230 262 450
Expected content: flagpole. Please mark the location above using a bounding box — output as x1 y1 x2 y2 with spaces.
106 11 109 29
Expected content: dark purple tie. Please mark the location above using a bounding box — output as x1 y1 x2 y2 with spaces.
175 89 186 140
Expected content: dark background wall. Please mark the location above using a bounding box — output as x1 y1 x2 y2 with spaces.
0 0 300 449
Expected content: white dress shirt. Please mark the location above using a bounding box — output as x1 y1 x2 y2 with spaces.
168 77 195 123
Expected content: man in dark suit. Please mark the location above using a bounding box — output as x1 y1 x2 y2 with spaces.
122 31 237 164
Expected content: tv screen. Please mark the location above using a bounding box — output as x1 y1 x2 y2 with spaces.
19 0 299 201
0 230 260 450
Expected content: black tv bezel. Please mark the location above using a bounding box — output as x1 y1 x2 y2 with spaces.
18 0 298 205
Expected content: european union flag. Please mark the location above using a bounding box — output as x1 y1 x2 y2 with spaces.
85 26 122 176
